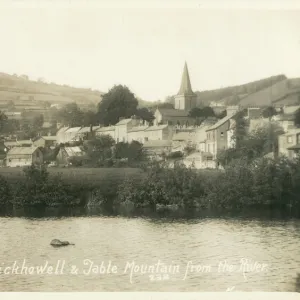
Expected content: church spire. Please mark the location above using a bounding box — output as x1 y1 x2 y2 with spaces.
178 61 194 95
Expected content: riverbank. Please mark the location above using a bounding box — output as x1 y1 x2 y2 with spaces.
0 158 300 218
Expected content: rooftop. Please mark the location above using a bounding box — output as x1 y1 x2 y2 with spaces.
128 126 149 133
7 146 39 156
115 119 132 126
206 114 235 131
143 140 172 148
156 108 190 117
96 126 115 132
145 124 169 131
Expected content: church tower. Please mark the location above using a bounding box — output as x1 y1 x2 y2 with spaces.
174 62 197 110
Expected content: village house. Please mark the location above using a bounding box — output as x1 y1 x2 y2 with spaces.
278 128 300 159
205 113 237 160
77 125 100 141
114 117 140 143
33 136 57 148
56 127 82 144
144 124 173 141
127 125 149 143
6 147 43 167
95 126 116 140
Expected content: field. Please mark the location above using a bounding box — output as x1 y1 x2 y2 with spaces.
0 167 145 185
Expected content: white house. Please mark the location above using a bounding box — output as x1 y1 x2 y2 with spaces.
6 147 43 167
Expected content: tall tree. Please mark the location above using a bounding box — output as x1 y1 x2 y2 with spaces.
135 107 154 123
97 85 138 126
262 106 277 119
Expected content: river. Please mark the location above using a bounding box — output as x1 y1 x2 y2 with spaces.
0 213 300 292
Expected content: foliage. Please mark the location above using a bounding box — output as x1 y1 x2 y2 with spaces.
114 141 146 162
167 151 183 159
117 162 205 210
217 122 284 166
83 135 115 162
262 106 277 119
0 176 12 205
294 108 300 127
97 85 138 126
135 107 154 123
188 107 215 118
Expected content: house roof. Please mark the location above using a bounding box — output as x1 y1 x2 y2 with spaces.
206 114 235 131
143 140 172 148
78 127 92 133
7 146 39 156
41 136 57 141
65 127 81 133
56 126 69 135
145 124 169 131
96 126 115 132
128 126 149 133
156 108 190 117
115 119 132 126
63 146 84 157
4 140 33 147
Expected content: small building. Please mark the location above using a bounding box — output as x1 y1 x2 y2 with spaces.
6 147 43 167
114 118 137 143
56 146 85 165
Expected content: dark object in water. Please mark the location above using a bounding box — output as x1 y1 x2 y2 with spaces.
50 239 75 247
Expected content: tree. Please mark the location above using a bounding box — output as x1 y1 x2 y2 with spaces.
262 106 277 119
57 102 84 127
188 107 215 118
83 135 115 162
157 102 174 109
97 85 138 126
0 111 8 133
294 108 300 127
135 107 154 123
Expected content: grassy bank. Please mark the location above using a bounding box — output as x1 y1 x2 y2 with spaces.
0 158 300 218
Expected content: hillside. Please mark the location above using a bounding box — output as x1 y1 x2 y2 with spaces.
0 72 103 109
166 74 300 107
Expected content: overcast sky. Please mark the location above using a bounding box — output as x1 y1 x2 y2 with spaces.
0 0 300 101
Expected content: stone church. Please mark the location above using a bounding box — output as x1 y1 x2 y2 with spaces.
154 62 197 126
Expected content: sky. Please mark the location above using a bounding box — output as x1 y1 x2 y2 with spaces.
0 0 300 101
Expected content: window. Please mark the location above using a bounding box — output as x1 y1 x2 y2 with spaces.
287 136 293 143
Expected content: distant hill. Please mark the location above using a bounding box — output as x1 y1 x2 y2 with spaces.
165 74 300 108
0 72 103 109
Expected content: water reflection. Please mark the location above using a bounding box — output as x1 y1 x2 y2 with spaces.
0 210 300 291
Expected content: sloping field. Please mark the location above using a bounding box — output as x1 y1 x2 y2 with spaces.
0 167 145 185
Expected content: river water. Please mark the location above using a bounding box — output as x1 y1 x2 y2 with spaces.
0 215 300 292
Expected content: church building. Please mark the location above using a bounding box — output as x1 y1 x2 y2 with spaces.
154 62 197 126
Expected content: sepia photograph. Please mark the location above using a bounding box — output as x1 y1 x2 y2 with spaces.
0 0 300 296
